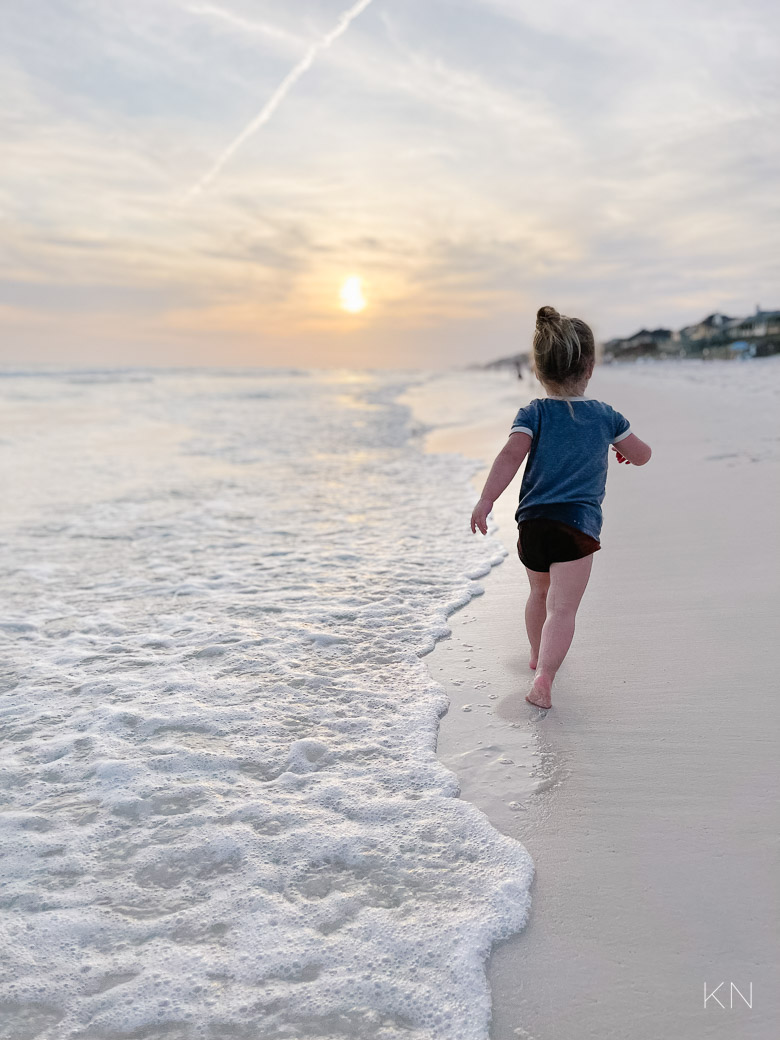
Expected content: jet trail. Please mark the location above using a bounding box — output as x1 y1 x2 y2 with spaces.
182 0 376 202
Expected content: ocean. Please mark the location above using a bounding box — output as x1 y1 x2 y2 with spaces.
0 367 533 1040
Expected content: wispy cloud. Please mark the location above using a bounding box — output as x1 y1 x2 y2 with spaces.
181 0 376 202
0 0 778 367
183 2 303 47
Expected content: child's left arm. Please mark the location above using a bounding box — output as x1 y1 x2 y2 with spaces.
470 432 531 535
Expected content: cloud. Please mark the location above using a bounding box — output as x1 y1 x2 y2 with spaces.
182 1 304 47
0 0 778 366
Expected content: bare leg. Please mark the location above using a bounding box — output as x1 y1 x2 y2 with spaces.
526 554 593 709
523 566 550 669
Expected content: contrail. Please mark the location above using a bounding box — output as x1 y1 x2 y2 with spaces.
182 0 376 203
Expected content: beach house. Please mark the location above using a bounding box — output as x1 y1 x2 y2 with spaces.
603 307 780 361
601 327 673 362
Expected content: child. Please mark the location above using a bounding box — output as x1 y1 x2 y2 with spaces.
470 305 652 709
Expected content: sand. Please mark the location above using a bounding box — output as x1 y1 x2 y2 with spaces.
403 360 780 1040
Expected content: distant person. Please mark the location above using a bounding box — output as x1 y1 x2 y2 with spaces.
470 306 652 709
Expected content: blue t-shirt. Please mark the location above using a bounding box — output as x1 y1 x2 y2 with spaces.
509 395 631 541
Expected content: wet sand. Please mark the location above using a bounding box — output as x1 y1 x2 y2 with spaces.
404 360 780 1040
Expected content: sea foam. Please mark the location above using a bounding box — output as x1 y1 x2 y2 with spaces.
0 368 532 1040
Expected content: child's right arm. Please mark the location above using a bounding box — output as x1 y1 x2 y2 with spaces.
611 433 652 465
470 432 532 535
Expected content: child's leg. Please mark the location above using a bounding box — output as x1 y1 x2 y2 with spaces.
526 554 593 709
523 566 550 669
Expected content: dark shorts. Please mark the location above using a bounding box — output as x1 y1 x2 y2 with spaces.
517 517 601 573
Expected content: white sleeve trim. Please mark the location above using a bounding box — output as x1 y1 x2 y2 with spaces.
612 426 632 444
509 426 533 438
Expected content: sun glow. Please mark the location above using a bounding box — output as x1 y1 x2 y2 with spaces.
339 276 367 314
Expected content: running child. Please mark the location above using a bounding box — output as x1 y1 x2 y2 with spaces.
470 305 652 709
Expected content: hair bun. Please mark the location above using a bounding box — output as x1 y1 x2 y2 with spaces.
536 305 560 325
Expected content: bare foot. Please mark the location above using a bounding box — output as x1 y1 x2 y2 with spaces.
529 656 537 670
525 675 552 709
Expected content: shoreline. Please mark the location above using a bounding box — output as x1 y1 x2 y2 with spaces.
403 361 779 1040
400 372 554 828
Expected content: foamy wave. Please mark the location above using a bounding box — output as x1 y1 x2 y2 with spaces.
0 369 530 1040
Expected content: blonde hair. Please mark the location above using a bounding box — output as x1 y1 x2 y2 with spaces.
533 305 595 392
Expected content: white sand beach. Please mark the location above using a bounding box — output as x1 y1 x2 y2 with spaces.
405 358 780 1040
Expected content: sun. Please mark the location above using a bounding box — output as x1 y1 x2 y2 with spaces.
339 276 367 314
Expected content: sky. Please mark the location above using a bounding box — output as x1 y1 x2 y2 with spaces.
1 0 778 370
